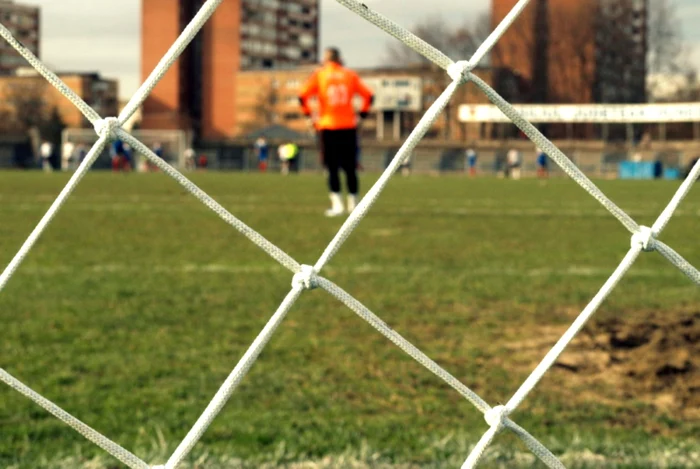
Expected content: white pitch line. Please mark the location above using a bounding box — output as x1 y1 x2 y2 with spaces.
2 203 698 218
11 263 683 278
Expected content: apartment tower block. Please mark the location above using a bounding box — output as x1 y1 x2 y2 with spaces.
141 0 319 141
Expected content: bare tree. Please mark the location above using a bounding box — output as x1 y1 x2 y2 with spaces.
646 0 694 104
239 81 280 134
3 81 48 132
384 14 493 140
384 14 493 67
40 106 66 148
647 0 687 76
0 80 65 166
518 0 686 105
255 83 279 127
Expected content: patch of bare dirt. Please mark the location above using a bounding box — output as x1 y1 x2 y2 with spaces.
512 312 700 419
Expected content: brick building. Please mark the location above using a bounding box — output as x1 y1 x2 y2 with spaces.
234 65 523 141
141 0 319 142
0 0 40 73
0 70 118 129
492 0 647 106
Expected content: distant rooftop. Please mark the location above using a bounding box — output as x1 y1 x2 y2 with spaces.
0 0 39 11
239 62 500 74
12 67 114 81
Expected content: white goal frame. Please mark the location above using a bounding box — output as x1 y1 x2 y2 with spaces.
1 1 699 468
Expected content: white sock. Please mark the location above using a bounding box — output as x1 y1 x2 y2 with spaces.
329 192 343 212
347 194 357 213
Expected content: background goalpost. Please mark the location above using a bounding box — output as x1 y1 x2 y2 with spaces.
0 0 699 468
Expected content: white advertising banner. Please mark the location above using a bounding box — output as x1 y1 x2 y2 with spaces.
458 103 700 123
362 76 423 112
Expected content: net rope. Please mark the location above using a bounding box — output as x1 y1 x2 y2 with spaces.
1 0 699 467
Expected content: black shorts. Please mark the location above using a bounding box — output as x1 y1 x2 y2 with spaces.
320 128 357 166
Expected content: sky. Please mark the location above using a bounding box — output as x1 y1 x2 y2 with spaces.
30 0 700 100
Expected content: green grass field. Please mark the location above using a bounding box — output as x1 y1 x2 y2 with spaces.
0 172 698 469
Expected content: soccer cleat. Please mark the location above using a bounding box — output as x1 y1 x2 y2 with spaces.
347 194 358 213
325 192 345 217
324 208 345 217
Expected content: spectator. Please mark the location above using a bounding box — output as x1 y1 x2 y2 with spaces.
122 142 133 172
536 147 549 179
111 139 125 172
40 141 53 172
466 147 477 177
198 153 208 170
153 142 164 159
149 142 164 172
288 142 300 173
73 143 88 167
279 143 292 175
184 147 195 170
255 137 269 172
61 141 75 171
506 148 522 180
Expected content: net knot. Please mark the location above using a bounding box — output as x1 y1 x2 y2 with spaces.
631 226 656 252
93 117 120 140
292 264 318 290
447 60 473 84
484 405 508 431
151 465 166 469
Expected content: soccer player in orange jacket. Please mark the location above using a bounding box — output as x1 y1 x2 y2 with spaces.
299 47 374 217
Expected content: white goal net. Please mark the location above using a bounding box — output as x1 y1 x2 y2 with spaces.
1 0 699 468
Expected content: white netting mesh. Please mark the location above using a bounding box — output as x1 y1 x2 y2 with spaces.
1 1 699 468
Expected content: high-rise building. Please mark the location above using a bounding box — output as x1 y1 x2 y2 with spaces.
141 0 320 141
0 0 40 73
594 0 648 105
240 0 319 69
492 0 647 106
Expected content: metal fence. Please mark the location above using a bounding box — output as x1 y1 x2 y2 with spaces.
2 134 698 179
198 140 695 179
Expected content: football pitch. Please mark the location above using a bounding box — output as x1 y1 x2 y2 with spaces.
0 172 698 468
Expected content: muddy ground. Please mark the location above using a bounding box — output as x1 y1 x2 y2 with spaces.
508 311 699 420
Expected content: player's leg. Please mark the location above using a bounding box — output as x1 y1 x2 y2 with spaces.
322 130 344 217
340 129 359 213
123 154 132 172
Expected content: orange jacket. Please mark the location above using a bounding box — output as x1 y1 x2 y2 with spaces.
298 62 374 131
